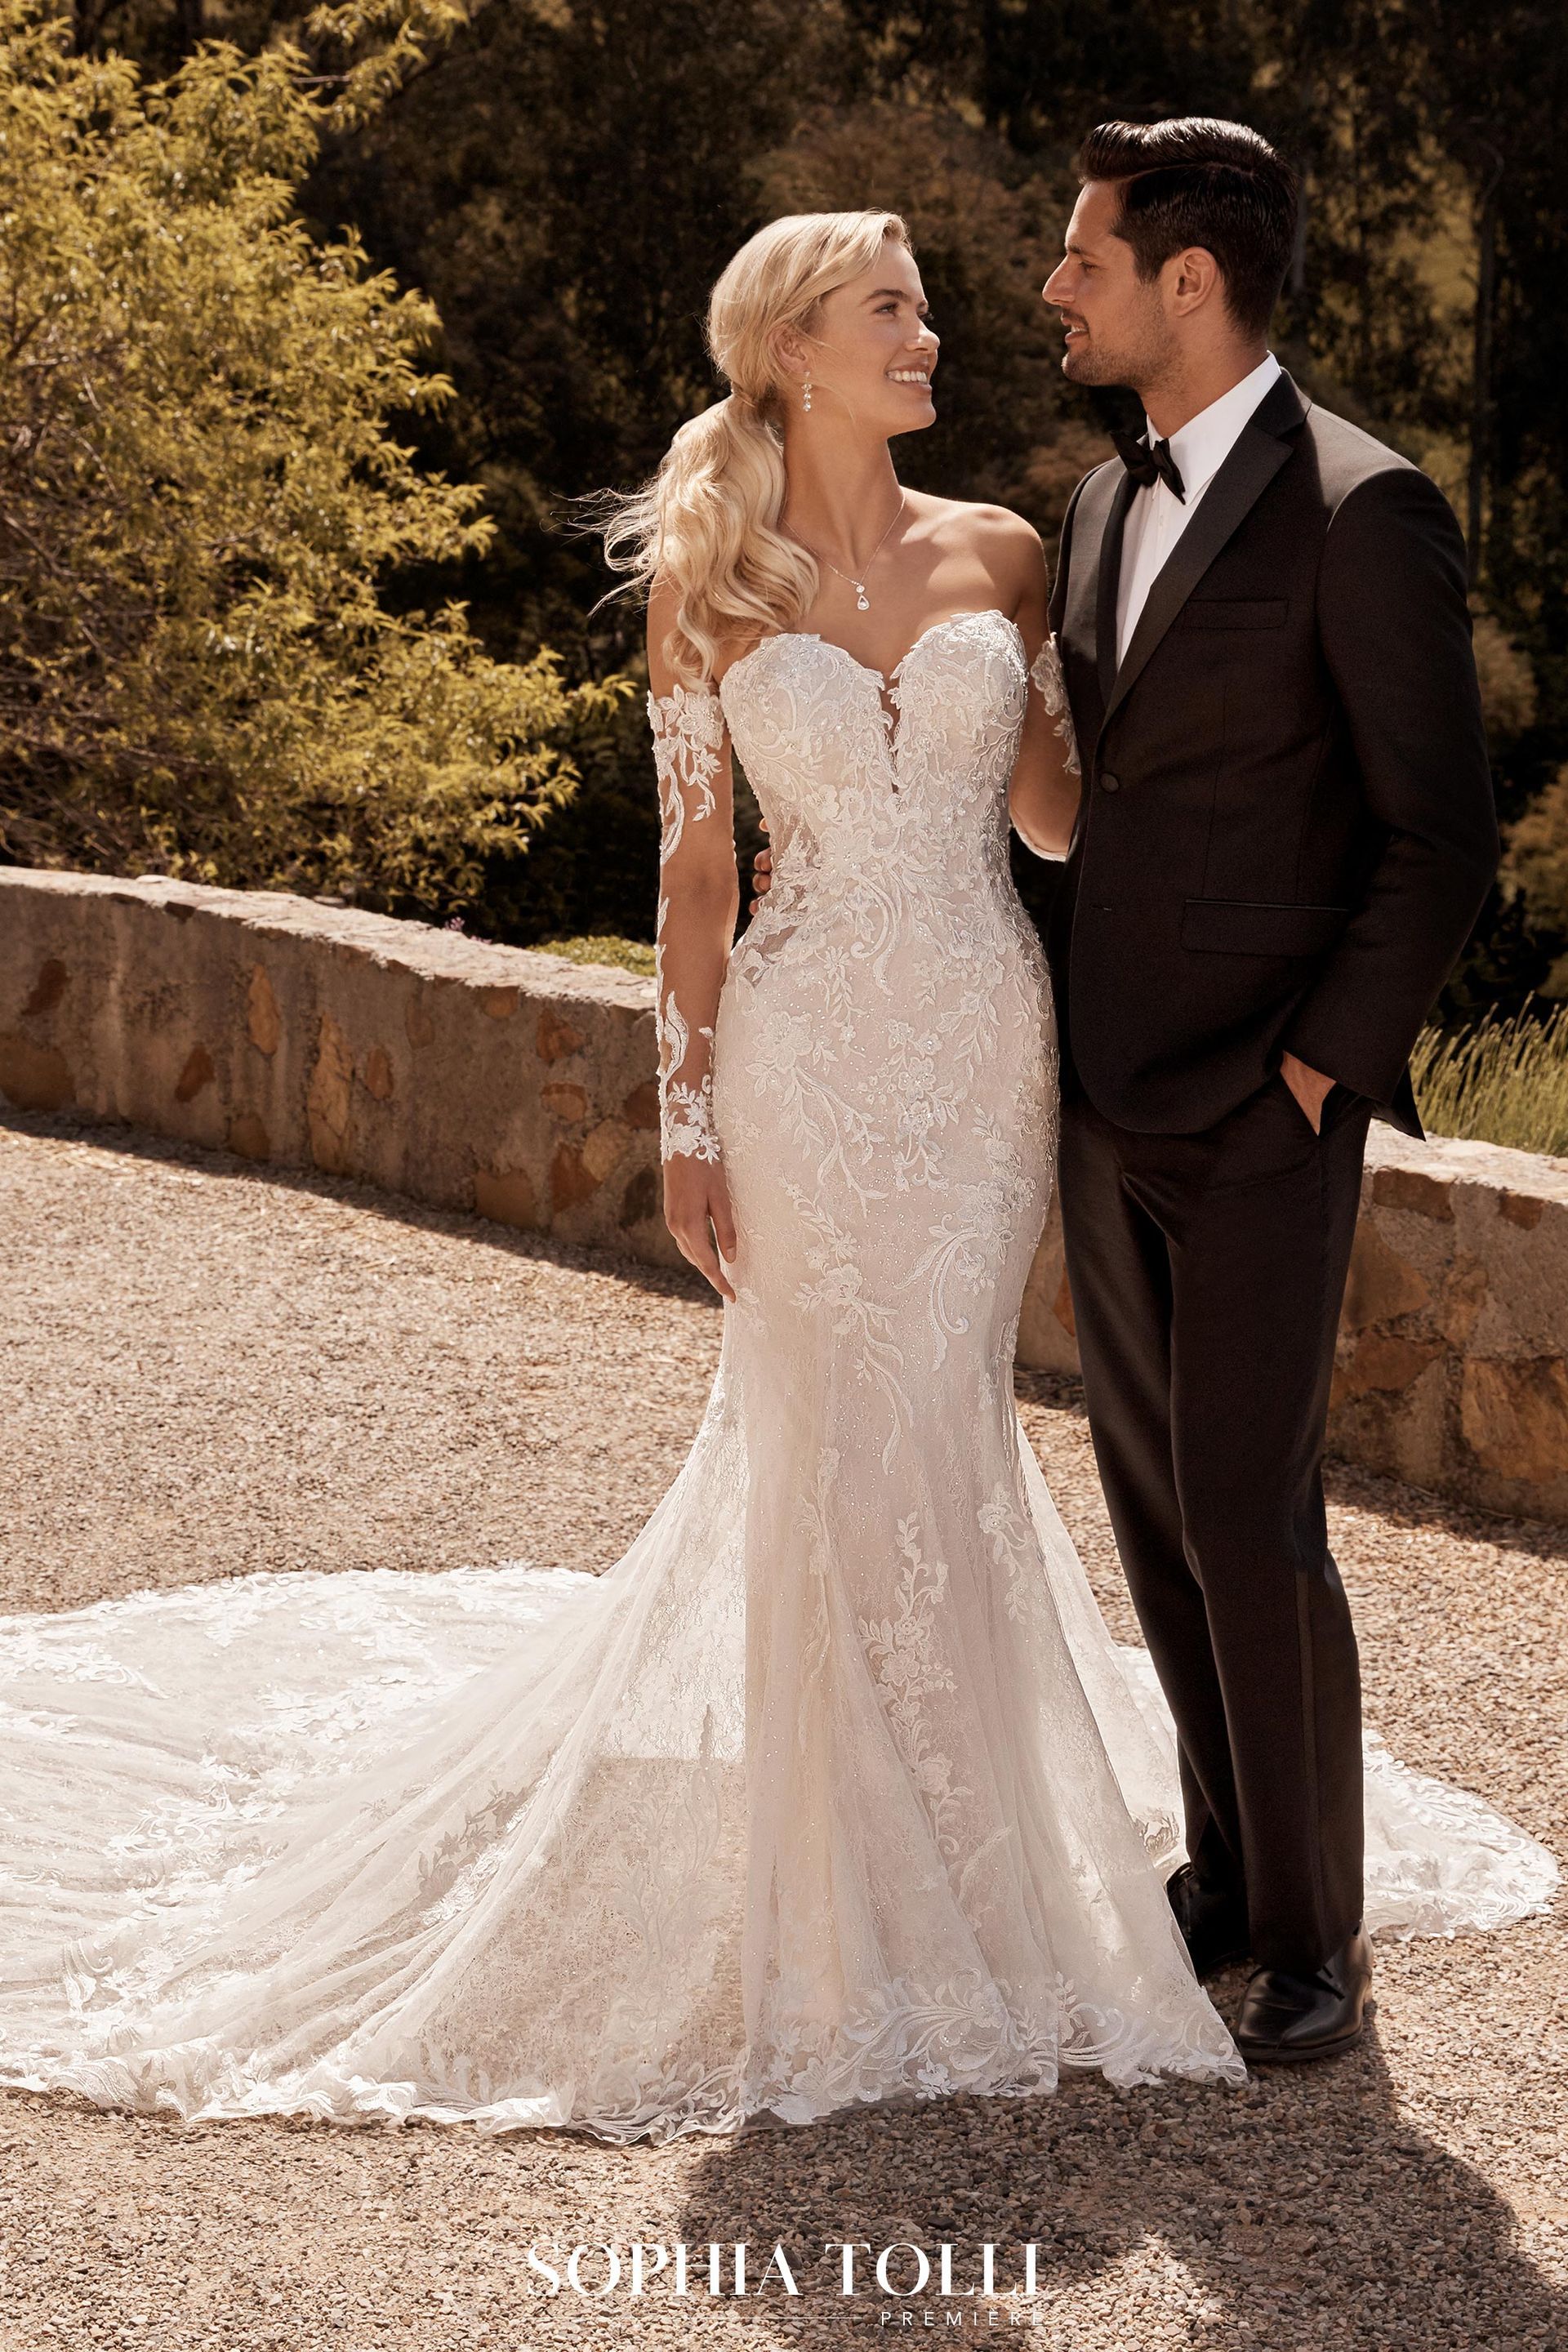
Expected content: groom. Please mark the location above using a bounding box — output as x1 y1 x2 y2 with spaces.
1035 116 1497 2060
748 114 1498 2062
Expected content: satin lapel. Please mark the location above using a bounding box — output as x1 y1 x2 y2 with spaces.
1102 411 1298 728
1054 463 1123 750
1094 469 1137 709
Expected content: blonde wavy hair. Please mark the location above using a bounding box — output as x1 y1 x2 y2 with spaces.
599 209 912 684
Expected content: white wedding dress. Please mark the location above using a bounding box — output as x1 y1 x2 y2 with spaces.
0 609 1555 2146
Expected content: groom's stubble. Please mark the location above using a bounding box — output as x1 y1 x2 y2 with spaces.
1044 180 1178 404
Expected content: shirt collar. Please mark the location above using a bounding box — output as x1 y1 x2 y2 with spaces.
1147 351 1283 502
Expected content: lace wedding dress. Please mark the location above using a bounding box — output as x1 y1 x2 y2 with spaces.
0 611 1555 2148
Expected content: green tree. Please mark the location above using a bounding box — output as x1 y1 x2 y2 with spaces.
299 0 840 673
293 1 1116 942
849 0 1568 1013
1254 1 1568 1010
293 0 849 942
62 0 1568 983
0 0 623 915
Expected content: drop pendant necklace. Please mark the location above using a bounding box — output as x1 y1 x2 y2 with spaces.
799 492 906 611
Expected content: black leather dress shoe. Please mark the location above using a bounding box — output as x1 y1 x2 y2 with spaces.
1165 1864 1250 1977
1236 1925 1373 2063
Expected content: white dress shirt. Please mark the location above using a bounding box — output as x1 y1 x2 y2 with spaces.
1115 350 1283 664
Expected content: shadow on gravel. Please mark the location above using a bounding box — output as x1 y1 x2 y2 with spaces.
676 2017 1565 2347
0 1103 716 1313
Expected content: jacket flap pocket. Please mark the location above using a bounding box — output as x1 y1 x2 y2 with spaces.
1182 898 1351 956
1177 598 1288 630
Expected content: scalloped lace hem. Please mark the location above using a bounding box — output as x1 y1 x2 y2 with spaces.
0 1985 1248 2148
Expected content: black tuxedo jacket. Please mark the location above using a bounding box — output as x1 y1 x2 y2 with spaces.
1045 369 1499 1136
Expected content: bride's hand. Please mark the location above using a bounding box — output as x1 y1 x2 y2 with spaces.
663 1159 738 1303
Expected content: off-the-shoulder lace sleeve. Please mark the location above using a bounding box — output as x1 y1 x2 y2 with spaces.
1029 632 1081 777
648 682 731 1163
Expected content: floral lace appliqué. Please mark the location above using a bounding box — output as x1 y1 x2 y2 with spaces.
1029 631 1080 777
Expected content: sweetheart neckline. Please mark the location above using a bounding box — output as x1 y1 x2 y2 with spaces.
719 607 1023 701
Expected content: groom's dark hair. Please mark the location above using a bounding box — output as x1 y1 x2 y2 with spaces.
1076 118 1298 339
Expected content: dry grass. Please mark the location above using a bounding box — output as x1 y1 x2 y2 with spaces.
1413 999 1568 1157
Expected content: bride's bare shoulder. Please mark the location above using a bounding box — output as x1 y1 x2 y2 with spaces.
907 490 1047 596
908 488 1040 551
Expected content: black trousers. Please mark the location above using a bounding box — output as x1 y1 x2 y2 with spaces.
1057 1053 1374 1971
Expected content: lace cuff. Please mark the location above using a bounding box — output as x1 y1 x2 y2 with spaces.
1029 633 1081 777
649 683 727 1165
655 984 722 1160
662 1080 722 1160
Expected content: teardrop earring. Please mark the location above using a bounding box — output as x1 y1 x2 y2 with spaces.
802 371 813 413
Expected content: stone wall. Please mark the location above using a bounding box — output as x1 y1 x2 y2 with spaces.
4 869 1565 1521
1022 1129 1568 1523
0 870 677 1268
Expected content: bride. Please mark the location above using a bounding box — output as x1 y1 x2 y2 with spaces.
0 210 1554 2149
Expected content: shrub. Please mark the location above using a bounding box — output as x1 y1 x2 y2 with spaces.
0 0 625 915
532 935 657 975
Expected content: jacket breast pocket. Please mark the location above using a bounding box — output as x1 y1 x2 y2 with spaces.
1176 598 1288 630
1182 898 1350 957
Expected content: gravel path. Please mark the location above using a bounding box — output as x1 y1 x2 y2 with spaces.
1 1107 1563 2352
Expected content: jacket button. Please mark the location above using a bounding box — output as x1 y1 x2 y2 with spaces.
1100 771 1121 792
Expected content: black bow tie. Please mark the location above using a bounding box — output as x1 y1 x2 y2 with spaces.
1111 427 1186 503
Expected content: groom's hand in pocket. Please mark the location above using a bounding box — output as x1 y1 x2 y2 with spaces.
749 817 772 915
1280 1050 1337 1134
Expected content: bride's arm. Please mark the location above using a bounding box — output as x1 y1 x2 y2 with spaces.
1004 524 1082 859
646 579 741 1302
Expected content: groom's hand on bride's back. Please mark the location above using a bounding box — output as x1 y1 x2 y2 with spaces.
749 817 771 914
